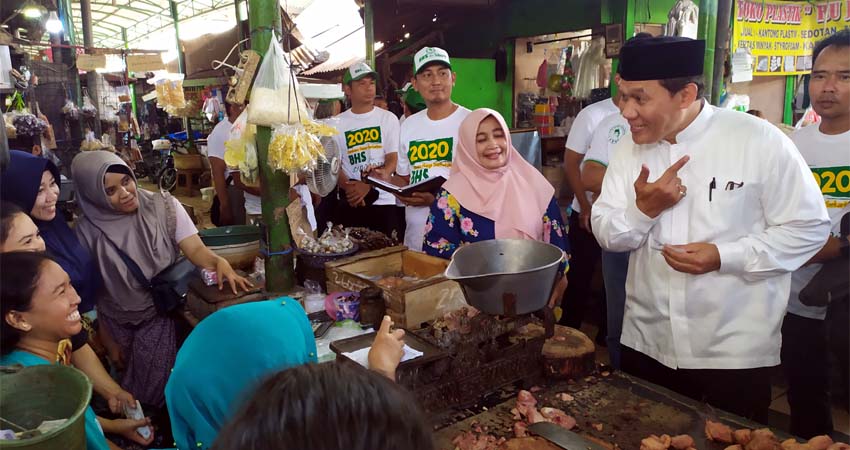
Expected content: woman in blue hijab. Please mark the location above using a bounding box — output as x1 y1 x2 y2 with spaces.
1 150 138 414
166 299 405 450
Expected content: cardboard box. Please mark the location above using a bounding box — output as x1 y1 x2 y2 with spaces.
325 246 466 329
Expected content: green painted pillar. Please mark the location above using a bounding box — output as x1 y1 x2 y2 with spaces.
698 0 718 101
364 0 375 68
169 0 185 74
784 76 795 125
249 0 294 293
122 28 137 120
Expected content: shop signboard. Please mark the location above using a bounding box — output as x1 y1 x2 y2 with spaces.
76 54 107 71
732 0 850 76
127 54 166 73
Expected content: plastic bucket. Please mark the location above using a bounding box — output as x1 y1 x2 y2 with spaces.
0 365 92 449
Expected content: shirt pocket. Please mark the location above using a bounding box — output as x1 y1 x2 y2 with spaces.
705 184 761 238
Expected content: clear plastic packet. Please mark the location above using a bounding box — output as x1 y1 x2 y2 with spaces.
247 33 308 126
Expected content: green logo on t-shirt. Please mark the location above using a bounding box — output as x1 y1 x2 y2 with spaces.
408 137 453 164
811 166 850 199
345 126 382 149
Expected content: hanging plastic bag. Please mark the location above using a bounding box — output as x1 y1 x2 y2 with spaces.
148 72 186 111
80 130 104 151
247 33 308 126
223 110 259 186
81 91 98 119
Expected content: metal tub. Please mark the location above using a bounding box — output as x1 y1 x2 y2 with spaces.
445 239 563 316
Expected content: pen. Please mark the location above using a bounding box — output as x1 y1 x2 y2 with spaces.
709 177 716 202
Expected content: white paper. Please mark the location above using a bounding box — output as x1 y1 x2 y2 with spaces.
343 344 424 368
731 49 754 83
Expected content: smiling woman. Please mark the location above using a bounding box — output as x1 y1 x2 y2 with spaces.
71 150 251 409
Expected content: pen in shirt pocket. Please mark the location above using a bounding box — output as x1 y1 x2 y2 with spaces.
709 177 716 202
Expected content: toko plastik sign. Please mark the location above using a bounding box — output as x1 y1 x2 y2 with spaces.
732 0 850 76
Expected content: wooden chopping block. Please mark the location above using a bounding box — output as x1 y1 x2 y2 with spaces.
542 325 595 379
186 278 270 321
499 437 562 450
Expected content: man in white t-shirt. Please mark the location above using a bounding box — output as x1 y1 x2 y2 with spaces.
559 94 618 332
206 102 245 225
581 109 629 368
781 30 850 439
331 62 405 237
393 47 471 251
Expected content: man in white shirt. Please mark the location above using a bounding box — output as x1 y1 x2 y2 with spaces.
781 30 850 439
206 102 245 226
332 63 405 238
591 36 830 421
393 47 471 251
560 93 619 333
582 107 629 369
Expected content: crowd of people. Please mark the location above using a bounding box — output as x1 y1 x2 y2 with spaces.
0 29 847 449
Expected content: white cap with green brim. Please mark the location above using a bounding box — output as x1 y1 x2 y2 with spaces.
414 47 451 74
343 62 378 84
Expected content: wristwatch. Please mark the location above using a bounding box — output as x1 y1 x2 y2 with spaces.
840 237 850 258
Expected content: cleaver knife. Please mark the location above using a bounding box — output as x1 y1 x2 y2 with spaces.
527 422 610 450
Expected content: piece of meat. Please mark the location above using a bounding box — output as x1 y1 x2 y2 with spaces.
557 393 574 402
734 429 754 446
539 407 576 430
515 390 538 419
725 446 744 450
513 422 528 438
452 430 506 450
745 433 781 450
592 423 604 432
781 439 814 450
706 420 735 444
640 434 672 450
826 444 850 450
752 429 777 441
671 434 696 450
807 436 834 450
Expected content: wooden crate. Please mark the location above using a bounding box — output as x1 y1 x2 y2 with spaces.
325 246 466 329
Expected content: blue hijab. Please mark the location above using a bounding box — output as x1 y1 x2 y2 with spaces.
165 299 318 450
1 150 100 313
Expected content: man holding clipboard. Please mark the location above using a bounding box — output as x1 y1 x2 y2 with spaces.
391 47 470 251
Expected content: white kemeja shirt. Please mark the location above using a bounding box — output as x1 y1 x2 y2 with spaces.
591 104 830 370
397 105 471 251
786 123 850 320
565 98 619 214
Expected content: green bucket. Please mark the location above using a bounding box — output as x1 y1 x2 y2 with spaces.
0 365 91 450
199 225 261 247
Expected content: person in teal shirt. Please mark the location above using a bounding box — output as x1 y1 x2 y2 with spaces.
166 300 407 450
0 252 154 449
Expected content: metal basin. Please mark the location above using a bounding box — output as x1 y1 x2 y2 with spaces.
445 239 563 316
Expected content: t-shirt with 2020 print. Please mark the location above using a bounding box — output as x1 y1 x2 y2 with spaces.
332 107 401 206
397 105 471 251
787 123 850 320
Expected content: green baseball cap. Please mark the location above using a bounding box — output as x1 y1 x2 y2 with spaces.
343 62 378 84
414 47 451 74
397 82 426 109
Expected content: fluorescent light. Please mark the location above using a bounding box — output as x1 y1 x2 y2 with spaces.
373 41 384 51
45 11 63 33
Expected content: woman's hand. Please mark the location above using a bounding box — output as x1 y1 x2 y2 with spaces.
103 417 155 446
548 274 568 309
106 389 136 415
215 257 253 294
368 316 405 380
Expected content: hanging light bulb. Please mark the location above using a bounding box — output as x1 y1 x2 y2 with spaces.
403 32 410 39
45 11 63 33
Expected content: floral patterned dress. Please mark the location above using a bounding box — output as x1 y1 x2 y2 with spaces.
423 188 570 274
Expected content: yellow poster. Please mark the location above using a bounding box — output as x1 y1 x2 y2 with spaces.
732 0 850 75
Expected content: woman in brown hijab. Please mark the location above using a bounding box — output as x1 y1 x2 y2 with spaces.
72 151 251 409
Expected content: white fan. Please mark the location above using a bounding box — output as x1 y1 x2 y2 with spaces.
305 136 341 197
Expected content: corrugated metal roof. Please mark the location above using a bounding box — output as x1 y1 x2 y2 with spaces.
301 54 362 75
